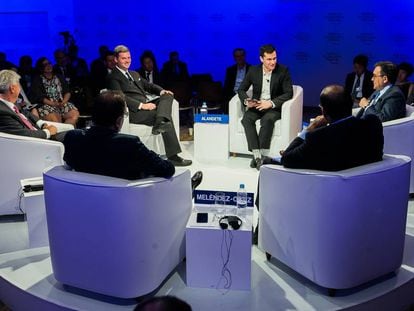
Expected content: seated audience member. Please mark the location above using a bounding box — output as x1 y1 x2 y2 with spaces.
31 57 79 125
344 54 374 105
0 52 17 71
138 50 162 85
0 69 64 141
396 62 413 99
264 85 383 170
106 45 191 166
90 51 116 96
160 51 190 88
223 48 250 104
18 55 36 97
63 90 202 189
134 295 192 311
356 61 406 122
53 49 76 86
238 44 293 170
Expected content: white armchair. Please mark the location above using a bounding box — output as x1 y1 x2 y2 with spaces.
43 166 192 298
383 105 414 193
259 155 410 291
0 132 64 215
120 99 180 155
229 85 303 157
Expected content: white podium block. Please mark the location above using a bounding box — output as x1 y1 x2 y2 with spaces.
194 114 229 163
186 209 252 291
20 177 49 248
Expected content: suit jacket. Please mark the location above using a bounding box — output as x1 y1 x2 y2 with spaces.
345 71 374 99
0 99 47 139
238 64 293 111
106 67 164 113
281 115 383 171
223 64 250 101
137 67 163 86
356 85 406 122
63 126 175 180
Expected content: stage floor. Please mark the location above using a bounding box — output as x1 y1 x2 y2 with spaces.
1 142 414 310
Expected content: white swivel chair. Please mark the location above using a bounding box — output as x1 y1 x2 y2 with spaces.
0 132 64 215
382 105 414 193
229 85 303 157
259 155 410 292
120 99 180 156
43 166 192 298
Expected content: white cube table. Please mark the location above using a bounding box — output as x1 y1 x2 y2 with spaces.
194 114 229 163
186 205 252 291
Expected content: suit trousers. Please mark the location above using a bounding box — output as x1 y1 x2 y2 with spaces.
128 94 181 157
241 108 281 151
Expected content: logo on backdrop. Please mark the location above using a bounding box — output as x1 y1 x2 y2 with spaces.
194 190 254 207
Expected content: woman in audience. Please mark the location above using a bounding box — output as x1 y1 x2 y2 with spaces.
31 57 79 125
396 62 413 99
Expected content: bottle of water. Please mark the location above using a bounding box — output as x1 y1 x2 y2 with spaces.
200 101 208 114
237 183 247 219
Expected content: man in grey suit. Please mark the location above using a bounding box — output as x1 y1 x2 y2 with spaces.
106 45 191 166
356 61 406 122
238 44 293 169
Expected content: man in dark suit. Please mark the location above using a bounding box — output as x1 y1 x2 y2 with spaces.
106 45 191 166
344 54 374 105
253 84 384 245
280 85 383 171
223 48 250 111
137 51 163 86
160 51 190 89
238 44 293 169
356 61 406 122
0 69 62 140
63 90 203 189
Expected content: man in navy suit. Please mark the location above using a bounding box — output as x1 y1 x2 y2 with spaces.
280 85 383 171
106 45 191 167
63 90 175 179
356 61 406 122
238 44 293 169
63 90 203 190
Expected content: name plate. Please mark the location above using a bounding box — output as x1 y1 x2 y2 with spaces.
194 114 229 124
194 190 254 207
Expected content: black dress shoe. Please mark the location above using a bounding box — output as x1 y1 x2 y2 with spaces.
191 171 203 193
168 155 192 166
250 157 262 170
152 120 172 135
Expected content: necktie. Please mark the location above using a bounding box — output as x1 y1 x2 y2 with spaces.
13 106 36 130
125 71 133 82
146 71 151 81
352 75 361 98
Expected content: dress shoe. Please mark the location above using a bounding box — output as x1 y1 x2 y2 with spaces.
262 156 280 165
168 155 192 166
191 171 203 193
250 157 262 170
152 120 172 135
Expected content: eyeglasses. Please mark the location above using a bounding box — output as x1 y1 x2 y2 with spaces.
372 74 385 78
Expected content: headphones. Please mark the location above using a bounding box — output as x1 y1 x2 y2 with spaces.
219 216 242 230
